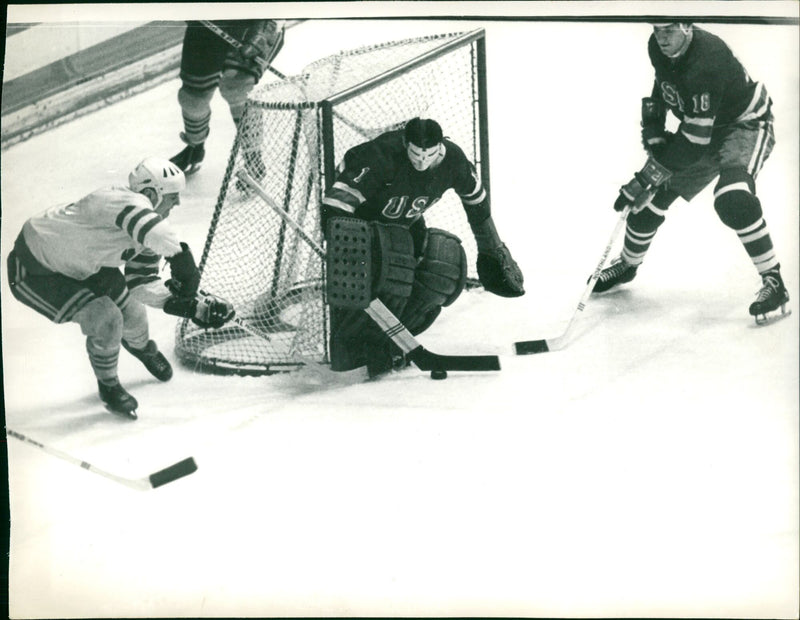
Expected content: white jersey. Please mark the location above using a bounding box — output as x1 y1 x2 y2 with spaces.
22 186 182 281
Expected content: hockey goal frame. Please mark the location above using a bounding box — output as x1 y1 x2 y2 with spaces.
175 29 490 376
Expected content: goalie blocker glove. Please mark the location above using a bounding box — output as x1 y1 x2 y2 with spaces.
164 291 235 329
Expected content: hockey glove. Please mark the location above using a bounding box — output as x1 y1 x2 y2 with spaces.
615 156 673 214
477 245 525 298
640 97 672 156
163 291 235 329
227 20 284 78
471 216 525 298
165 242 200 297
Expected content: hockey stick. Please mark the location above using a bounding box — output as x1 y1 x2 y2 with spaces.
7 429 197 490
199 20 287 79
514 205 632 354
237 169 500 372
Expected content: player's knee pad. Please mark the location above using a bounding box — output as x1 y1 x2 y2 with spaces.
713 168 762 230
178 84 215 117
73 297 124 344
627 205 666 235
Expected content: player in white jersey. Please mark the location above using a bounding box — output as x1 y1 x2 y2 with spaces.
7 157 235 418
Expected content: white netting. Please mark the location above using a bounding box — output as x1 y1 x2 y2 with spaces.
176 30 487 374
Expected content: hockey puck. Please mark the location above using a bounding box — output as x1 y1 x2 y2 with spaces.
430 369 448 380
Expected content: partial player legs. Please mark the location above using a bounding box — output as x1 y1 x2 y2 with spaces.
713 168 790 323
219 69 257 126
120 300 173 381
73 297 123 383
594 189 677 293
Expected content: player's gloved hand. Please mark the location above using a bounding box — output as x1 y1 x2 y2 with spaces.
165 242 200 297
640 97 671 156
477 244 525 298
163 290 236 328
239 20 270 60
471 215 525 297
614 156 672 214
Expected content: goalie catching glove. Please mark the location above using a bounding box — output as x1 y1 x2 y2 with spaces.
164 290 235 329
470 216 525 298
614 155 672 214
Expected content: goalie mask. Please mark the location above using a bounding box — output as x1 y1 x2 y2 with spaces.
404 117 445 171
129 157 186 209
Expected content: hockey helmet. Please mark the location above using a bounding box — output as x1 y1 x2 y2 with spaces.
129 157 186 206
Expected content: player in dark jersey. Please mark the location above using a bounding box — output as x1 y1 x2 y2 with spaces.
322 117 524 376
595 22 790 325
170 20 285 175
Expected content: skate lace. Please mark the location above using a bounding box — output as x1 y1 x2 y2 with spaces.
599 258 629 281
755 275 781 302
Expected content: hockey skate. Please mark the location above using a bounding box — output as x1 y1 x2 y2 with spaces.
122 339 173 381
749 267 791 325
170 136 205 175
593 256 639 293
366 340 408 380
98 380 138 419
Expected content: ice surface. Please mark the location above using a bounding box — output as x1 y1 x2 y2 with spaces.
2 17 798 619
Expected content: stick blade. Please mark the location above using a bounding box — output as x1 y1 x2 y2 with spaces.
514 339 550 355
408 347 501 371
148 457 198 488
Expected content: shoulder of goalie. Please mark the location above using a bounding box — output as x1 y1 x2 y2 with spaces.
163 290 236 329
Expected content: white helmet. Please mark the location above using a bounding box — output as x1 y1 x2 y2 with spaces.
129 157 186 206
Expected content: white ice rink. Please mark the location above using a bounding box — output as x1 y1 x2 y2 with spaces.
2 13 799 619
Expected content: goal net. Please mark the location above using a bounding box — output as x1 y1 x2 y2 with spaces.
175 29 489 375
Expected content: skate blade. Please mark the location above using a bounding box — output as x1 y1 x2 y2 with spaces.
753 304 792 326
105 405 138 420
184 163 203 175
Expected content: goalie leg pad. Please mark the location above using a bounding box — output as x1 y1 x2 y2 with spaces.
326 217 373 308
371 222 417 299
401 228 467 334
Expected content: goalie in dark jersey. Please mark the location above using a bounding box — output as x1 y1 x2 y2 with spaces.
595 22 790 325
322 117 525 376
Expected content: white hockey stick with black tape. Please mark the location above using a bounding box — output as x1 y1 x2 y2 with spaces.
237 169 500 373
7 429 198 490
515 206 632 354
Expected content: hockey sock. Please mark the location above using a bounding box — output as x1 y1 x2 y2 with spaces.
714 173 778 274
620 189 676 265
87 340 120 383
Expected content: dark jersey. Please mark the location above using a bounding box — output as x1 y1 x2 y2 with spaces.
648 27 772 170
322 130 488 231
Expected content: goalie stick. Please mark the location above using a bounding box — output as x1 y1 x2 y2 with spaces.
7 429 198 490
236 169 500 373
515 205 632 355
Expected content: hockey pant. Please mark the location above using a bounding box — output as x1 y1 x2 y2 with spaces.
8 234 150 382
